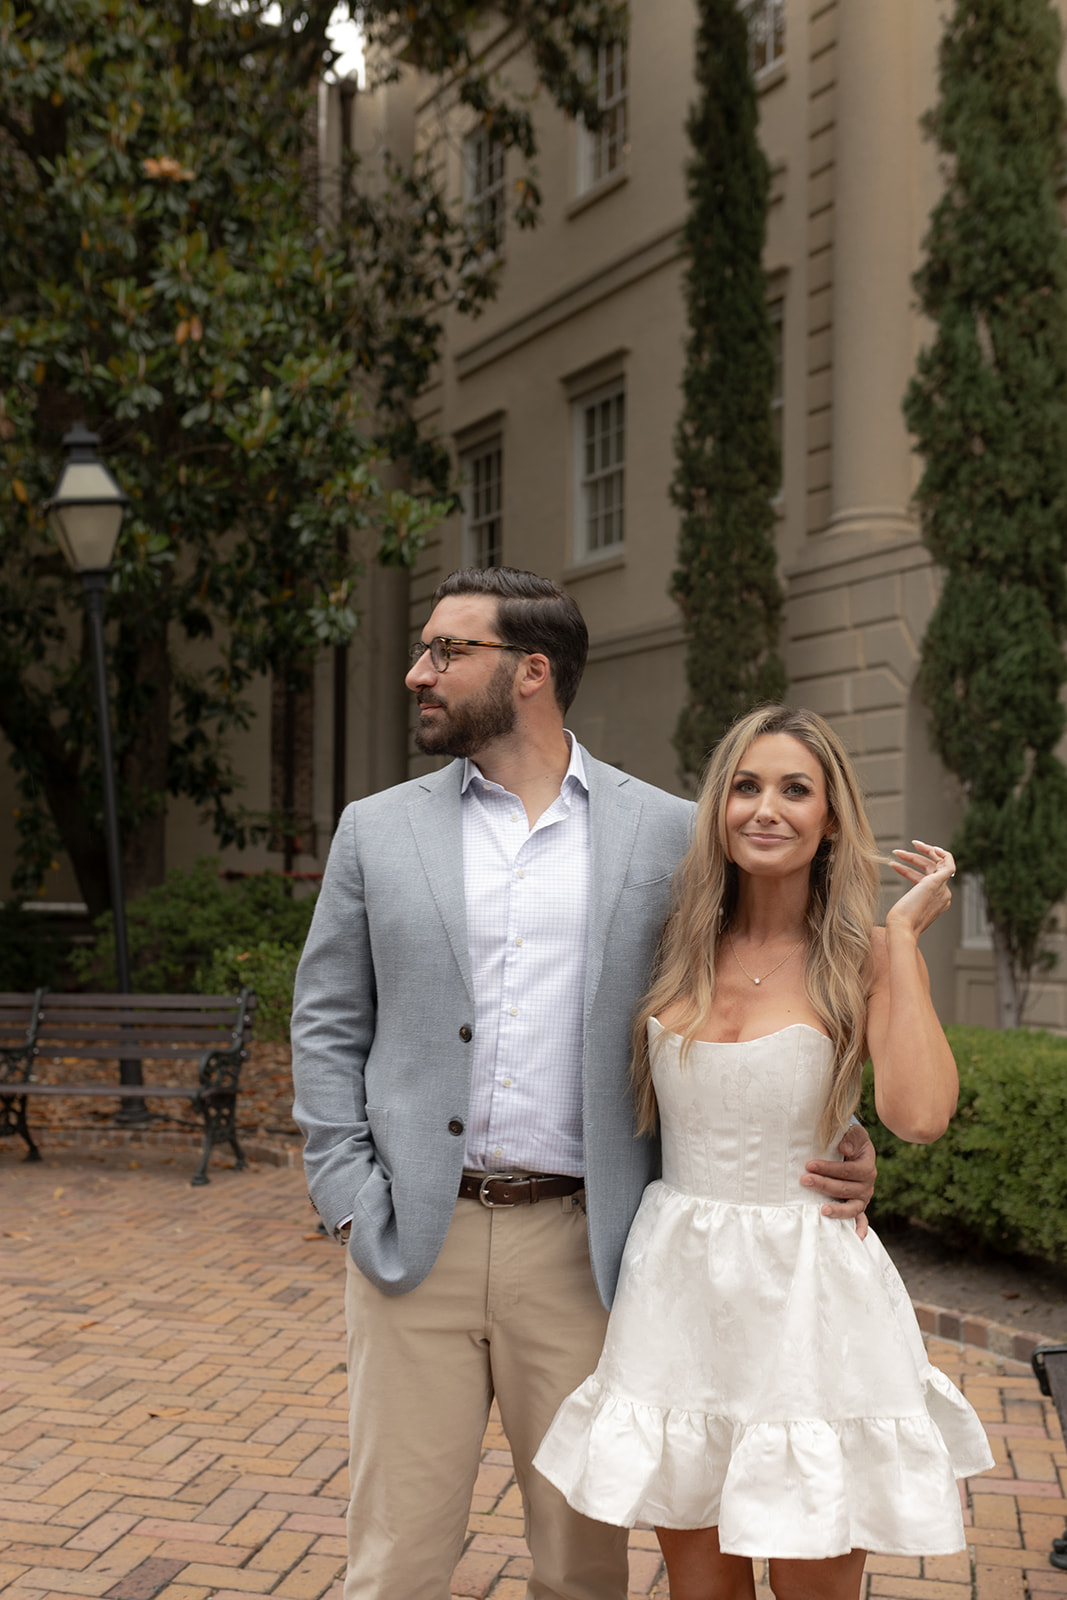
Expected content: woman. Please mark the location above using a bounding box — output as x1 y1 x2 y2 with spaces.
534 706 992 1600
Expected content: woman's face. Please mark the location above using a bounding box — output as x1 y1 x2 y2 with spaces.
724 733 833 879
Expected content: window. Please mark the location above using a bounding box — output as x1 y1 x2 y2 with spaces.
577 38 629 194
574 383 625 560
464 127 506 253
962 874 994 950
745 0 786 75
769 298 784 491
461 439 503 568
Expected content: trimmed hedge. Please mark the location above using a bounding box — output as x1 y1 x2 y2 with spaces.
71 857 316 993
859 1025 1067 1266
195 941 300 1043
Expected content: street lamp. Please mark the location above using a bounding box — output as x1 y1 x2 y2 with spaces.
46 423 145 1107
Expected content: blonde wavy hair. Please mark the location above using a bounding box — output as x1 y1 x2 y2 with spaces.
631 705 881 1147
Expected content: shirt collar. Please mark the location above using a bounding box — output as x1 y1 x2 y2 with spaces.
461 731 588 798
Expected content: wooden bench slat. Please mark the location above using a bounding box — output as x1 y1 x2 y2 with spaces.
20 1083 200 1099
38 1012 246 1030
40 992 254 1010
16 1083 194 1098
34 1043 210 1061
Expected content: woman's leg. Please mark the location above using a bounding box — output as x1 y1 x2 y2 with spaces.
655 1527 758 1600
768 1549 867 1600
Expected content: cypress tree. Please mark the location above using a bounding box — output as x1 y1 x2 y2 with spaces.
903 0 1067 1027
670 0 786 781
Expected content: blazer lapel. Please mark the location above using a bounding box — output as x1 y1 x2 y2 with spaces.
584 754 643 1026
406 763 475 1004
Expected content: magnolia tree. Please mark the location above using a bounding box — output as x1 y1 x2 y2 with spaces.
904 0 1067 1027
0 0 622 914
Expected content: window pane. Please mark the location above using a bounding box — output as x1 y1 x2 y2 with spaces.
576 384 625 558
462 439 503 567
580 37 628 193
465 128 506 251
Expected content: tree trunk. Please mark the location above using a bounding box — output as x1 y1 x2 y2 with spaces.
992 923 1021 1029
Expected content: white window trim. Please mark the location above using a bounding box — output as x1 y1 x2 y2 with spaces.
464 126 506 253
572 379 626 565
576 37 629 196
460 437 503 569
961 873 994 951
745 0 786 77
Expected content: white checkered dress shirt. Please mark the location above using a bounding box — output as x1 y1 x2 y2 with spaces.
460 735 590 1177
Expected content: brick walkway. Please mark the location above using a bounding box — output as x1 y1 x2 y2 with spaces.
2 1146 1066 1600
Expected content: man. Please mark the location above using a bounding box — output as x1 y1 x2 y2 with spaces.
291 567 875 1600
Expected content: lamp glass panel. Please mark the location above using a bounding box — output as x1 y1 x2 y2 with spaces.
50 460 127 569
51 502 125 570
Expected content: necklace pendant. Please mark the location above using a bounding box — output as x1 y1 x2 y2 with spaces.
754 976 761 985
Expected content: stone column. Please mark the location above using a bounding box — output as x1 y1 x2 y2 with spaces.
829 0 918 542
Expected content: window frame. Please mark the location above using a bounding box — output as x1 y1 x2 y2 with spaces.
464 125 506 254
572 379 626 564
460 436 504 569
744 0 786 77
576 36 629 196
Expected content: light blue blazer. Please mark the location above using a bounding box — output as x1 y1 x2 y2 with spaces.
291 749 694 1306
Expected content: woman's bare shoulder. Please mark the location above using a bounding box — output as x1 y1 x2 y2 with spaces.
655 998 691 1033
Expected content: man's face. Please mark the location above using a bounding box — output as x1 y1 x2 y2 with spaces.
405 595 521 759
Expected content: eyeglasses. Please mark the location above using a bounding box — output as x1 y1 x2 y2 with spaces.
407 636 527 673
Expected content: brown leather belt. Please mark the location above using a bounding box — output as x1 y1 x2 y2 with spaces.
458 1172 585 1209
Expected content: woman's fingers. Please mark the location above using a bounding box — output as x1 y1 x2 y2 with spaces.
893 841 956 880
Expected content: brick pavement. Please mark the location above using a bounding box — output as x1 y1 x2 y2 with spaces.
2 1144 1066 1600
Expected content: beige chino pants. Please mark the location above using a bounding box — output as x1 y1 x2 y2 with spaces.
343 1189 628 1600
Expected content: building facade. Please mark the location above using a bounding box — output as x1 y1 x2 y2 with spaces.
7 0 1067 1026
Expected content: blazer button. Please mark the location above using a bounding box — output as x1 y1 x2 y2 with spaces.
459 1025 473 1042
448 1118 464 1136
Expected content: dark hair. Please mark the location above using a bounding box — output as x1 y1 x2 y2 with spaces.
431 567 588 713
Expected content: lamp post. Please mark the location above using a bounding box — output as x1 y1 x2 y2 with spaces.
46 423 146 1112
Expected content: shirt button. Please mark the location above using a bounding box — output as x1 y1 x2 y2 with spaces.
517 869 525 879
502 1077 512 1087
448 1119 464 1136
493 1148 503 1158
509 812 519 822
514 937 523 947
459 1025 473 1042
509 1007 518 1017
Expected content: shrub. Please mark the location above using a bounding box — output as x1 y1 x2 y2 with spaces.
859 1024 1067 1265
195 941 300 1043
0 900 70 991
71 857 316 993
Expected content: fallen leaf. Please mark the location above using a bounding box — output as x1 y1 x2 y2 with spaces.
1001 1290 1020 1300
302 1231 329 1241
79 1320 98 1330
147 1406 186 1417
53 1187 64 1198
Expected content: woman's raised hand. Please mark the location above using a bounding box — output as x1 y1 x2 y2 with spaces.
887 838 955 937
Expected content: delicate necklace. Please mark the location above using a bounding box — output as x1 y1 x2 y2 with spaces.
727 929 806 986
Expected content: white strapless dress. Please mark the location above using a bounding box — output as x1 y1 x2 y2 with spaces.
533 1022 993 1558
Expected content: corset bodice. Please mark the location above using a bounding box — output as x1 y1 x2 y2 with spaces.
649 1019 841 1206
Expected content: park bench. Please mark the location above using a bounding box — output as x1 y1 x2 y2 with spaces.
1032 1345 1067 1570
0 988 257 1186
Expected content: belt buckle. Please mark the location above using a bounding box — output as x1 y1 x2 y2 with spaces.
479 1172 518 1208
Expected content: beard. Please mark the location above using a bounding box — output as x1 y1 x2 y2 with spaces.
414 657 517 758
